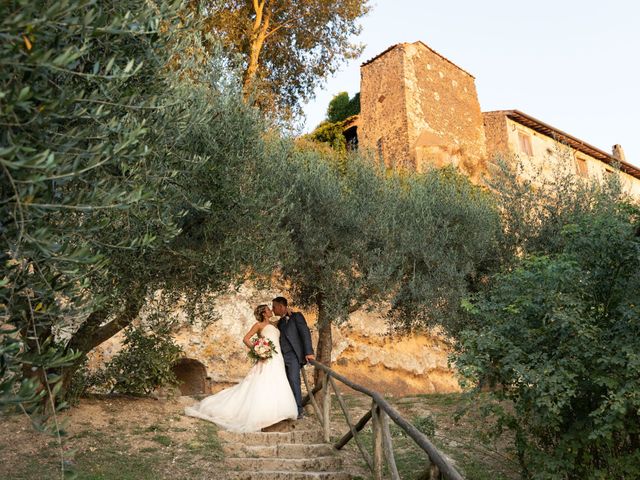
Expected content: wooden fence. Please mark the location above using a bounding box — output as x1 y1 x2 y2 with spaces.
301 359 464 480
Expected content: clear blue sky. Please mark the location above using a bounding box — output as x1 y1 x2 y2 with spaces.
301 0 640 167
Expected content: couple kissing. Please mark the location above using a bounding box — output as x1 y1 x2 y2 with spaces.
185 297 314 432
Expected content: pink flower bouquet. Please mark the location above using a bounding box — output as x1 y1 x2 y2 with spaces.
248 336 278 362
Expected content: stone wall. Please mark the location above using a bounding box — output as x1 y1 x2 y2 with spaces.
359 45 412 170
88 285 460 397
359 42 487 179
482 112 510 164
403 42 487 181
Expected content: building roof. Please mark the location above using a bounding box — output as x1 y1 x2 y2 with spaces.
361 41 475 79
342 115 359 130
486 110 640 180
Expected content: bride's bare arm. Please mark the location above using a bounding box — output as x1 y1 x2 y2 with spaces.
243 322 261 349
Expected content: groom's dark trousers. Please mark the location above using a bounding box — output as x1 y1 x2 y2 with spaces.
282 351 303 415
278 312 314 416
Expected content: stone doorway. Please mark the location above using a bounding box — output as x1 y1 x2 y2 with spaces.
172 358 209 395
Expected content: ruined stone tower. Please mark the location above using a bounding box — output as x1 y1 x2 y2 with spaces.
359 41 486 178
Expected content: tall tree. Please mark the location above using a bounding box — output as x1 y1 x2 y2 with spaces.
274 151 502 384
198 0 369 117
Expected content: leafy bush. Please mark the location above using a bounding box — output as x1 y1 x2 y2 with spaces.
455 201 640 479
308 120 348 153
101 327 183 397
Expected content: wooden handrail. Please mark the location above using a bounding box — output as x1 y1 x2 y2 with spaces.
334 409 372 450
301 383 322 407
308 359 465 480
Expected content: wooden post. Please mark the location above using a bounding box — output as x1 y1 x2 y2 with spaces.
334 409 372 450
301 368 323 426
322 373 331 443
371 400 384 480
329 377 373 470
381 409 400 480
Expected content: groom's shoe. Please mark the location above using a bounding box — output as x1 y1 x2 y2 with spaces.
296 413 305 420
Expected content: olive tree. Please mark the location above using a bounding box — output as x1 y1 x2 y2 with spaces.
1 0 287 415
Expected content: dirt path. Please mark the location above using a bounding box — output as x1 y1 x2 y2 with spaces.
0 393 518 480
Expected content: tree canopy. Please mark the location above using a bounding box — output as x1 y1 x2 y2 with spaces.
198 0 369 118
1 0 287 417
327 91 360 123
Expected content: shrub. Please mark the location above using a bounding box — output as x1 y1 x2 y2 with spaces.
102 327 183 397
455 202 640 479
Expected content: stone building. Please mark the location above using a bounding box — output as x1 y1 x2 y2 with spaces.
483 110 640 196
359 41 486 180
354 41 640 194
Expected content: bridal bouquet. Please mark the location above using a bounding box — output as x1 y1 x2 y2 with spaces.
248 336 278 362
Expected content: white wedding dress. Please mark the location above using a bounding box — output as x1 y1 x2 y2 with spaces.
184 323 298 432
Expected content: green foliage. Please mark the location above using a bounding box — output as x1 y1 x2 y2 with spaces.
413 414 437 437
454 199 640 479
306 92 360 154
2 0 292 416
387 167 503 336
199 0 369 118
276 150 398 322
327 91 360 123
102 327 183 397
308 121 347 154
1 0 188 407
487 155 624 259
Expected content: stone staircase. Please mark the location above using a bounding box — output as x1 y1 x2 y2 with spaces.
219 418 351 480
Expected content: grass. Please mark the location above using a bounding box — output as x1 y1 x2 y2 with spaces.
184 422 224 459
2 430 159 480
329 392 519 480
152 434 173 447
0 397 227 480
2 392 517 479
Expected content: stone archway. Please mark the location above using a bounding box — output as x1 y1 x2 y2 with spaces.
172 358 209 395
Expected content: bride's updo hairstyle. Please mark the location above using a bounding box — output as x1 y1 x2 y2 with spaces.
254 304 269 322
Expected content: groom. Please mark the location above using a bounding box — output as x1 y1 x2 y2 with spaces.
272 296 315 419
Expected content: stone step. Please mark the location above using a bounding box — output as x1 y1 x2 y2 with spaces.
223 471 351 480
223 443 336 458
225 456 342 472
218 429 324 446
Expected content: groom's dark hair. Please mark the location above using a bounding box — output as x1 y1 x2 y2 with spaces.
272 296 288 307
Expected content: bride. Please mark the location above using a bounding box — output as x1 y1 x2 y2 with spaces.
184 304 299 432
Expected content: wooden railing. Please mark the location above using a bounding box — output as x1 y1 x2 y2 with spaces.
301 360 464 480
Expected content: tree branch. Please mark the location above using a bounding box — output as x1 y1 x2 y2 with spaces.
68 292 146 354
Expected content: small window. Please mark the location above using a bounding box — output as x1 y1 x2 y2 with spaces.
575 156 588 177
518 132 533 156
377 138 384 163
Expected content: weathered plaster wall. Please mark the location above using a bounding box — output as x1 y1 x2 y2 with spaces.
497 116 640 197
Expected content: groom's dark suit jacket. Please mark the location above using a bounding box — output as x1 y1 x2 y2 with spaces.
277 312 314 366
